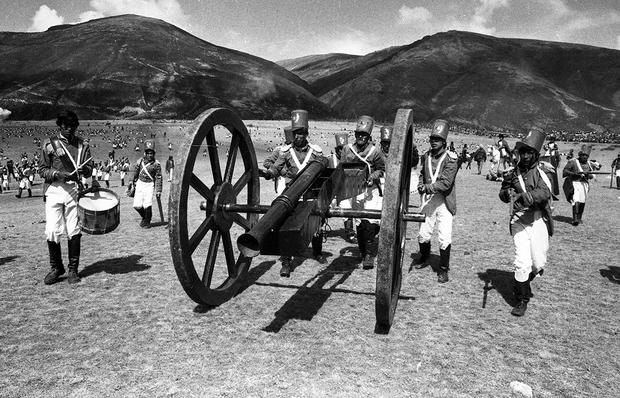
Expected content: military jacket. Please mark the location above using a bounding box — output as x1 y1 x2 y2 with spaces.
267 143 323 182
39 134 93 194
499 164 554 236
340 143 385 181
132 158 163 193
418 148 458 215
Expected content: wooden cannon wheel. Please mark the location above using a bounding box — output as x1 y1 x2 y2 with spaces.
169 108 260 306
375 108 415 334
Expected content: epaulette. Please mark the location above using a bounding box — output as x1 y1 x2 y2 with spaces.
308 143 323 153
447 150 458 160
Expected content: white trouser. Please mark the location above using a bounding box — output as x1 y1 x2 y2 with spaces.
168 169 174 181
133 179 154 208
120 171 126 180
615 169 620 177
103 173 110 181
19 178 31 189
339 186 382 225
45 181 80 242
512 213 549 282
418 194 452 250
572 181 589 204
275 176 286 195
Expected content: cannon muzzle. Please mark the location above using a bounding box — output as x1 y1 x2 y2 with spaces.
237 157 328 257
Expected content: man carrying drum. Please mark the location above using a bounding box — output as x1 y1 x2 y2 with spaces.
39 110 94 285
129 140 163 229
339 116 385 270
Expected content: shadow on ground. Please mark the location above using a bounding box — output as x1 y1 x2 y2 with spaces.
478 269 516 307
0 256 20 266
600 266 620 284
261 249 359 333
80 254 150 277
553 214 574 224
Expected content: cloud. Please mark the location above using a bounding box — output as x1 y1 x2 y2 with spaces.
398 5 432 25
0 107 11 121
467 0 510 34
617 35 620 50
78 0 188 26
28 5 64 32
316 29 379 55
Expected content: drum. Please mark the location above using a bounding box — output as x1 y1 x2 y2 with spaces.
78 187 120 235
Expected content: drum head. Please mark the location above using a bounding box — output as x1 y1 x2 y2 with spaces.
79 188 119 211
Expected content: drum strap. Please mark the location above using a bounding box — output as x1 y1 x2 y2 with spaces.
140 160 155 182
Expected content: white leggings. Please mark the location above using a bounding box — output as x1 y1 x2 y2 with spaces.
512 215 549 282
45 181 80 242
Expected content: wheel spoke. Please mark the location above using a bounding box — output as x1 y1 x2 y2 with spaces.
190 173 215 202
189 215 214 255
230 212 251 230
232 169 251 196
206 133 222 185
221 232 237 277
224 135 239 183
202 229 221 287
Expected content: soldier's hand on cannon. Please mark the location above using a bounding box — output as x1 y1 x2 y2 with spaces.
417 185 425 194
258 167 271 180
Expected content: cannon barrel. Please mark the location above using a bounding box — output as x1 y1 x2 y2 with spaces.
237 157 328 257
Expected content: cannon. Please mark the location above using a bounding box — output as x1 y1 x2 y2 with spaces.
169 107 423 333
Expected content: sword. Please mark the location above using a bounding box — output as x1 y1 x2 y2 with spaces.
156 194 165 223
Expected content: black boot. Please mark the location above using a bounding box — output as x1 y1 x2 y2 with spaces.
135 207 146 227
511 280 530 316
577 203 585 224
280 256 292 277
438 244 451 283
616 176 620 189
44 240 65 285
362 223 378 270
414 241 431 269
15 188 22 198
143 207 152 228
344 218 356 243
27 189 32 197
571 204 579 226
121 178 125 186
105 181 110 188
67 234 81 284
356 224 367 261
312 231 326 264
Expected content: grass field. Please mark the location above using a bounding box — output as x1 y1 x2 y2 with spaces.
1 119 619 397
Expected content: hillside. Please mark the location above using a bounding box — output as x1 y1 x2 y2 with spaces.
279 31 620 131
0 14 330 120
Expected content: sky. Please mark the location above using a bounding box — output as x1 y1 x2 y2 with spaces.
1 0 619 61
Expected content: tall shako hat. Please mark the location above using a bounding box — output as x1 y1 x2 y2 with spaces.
579 144 592 156
380 126 392 142
354 115 374 135
56 110 79 128
430 119 449 141
334 132 348 147
291 109 309 133
515 130 545 154
144 139 156 152
283 126 294 144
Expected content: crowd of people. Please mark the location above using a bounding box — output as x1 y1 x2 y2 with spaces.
1 108 618 319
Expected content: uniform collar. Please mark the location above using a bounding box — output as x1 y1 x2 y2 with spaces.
354 142 370 152
293 143 309 152
430 147 446 159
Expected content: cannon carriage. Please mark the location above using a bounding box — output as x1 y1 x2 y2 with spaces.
168 107 423 333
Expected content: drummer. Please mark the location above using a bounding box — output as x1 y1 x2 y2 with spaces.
39 110 94 285
129 140 163 228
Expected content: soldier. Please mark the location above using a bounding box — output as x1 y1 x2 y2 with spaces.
259 110 325 276
39 110 94 284
14 163 32 198
263 126 294 195
119 157 130 186
499 130 554 316
412 119 458 283
165 155 174 182
562 144 601 226
129 140 162 228
339 116 385 269
473 144 487 174
102 153 114 188
329 132 357 243
497 134 512 172
611 152 620 189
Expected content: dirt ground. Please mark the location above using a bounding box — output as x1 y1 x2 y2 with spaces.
1 119 619 397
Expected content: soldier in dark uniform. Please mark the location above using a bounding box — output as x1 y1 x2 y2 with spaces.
259 110 325 276
339 116 385 269
329 132 357 243
412 119 459 283
499 130 554 316
612 152 620 189
39 110 94 284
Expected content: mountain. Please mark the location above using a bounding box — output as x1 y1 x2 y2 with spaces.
279 31 620 131
0 14 330 120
